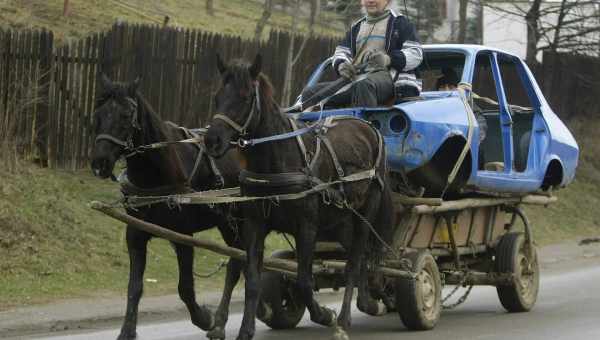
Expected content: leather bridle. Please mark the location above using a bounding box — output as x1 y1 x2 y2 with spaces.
94 96 140 158
212 81 261 147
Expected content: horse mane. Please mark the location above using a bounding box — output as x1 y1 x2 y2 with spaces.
96 80 188 188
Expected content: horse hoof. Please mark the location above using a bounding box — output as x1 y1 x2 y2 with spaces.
375 301 387 316
196 305 216 331
312 307 335 327
116 332 136 340
206 326 225 340
331 327 350 340
257 301 273 322
358 300 387 316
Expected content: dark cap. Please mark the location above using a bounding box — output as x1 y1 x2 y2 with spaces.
436 67 460 89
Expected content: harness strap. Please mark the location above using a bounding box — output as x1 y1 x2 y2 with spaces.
320 134 345 179
95 134 130 148
289 118 311 169
208 155 225 188
309 137 322 173
188 144 205 187
213 114 246 134
374 127 385 189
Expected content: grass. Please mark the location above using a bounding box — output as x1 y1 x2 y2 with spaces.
0 0 344 43
0 165 290 310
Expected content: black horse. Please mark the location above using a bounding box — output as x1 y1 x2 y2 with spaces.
204 55 395 340
91 75 242 340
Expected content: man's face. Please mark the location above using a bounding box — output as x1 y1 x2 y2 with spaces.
361 0 389 15
438 83 458 91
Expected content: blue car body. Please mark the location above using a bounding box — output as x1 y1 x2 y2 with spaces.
297 45 579 195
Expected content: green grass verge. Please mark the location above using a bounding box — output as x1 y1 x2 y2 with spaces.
0 164 289 310
0 0 343 42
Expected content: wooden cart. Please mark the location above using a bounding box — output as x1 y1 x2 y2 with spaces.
92 192 553 331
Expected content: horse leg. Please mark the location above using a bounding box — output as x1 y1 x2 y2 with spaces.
236 218 265 340
356 194 388 317
295 218 335 328
206 257 243 340
117 226 151 340
173 243 215 331
336 216 368 333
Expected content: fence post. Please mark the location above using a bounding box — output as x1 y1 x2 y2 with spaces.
35 30 53 167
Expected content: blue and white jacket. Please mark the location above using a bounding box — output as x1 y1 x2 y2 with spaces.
332 10 423 91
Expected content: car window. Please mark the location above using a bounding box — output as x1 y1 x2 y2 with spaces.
472 53 499 105
497 54 535 110
417 51 466 91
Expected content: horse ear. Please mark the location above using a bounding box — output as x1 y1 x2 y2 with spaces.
249 54 262 79
216 54 227 75
100 73 112 89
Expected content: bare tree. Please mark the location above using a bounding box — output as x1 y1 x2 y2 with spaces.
206 0 215 16
481 0 600 63
281 0 321 106
255 0 274 40
458 0 469 43
63 0 70 17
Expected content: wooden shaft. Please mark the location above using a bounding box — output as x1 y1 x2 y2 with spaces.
90 202 415 279
412 195 557 214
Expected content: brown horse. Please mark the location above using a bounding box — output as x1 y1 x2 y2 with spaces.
204 55 395 340
91 75 243 340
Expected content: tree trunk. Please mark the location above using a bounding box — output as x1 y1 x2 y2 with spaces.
551 0 569 52
206 0 214 16
525 0 543 65
255 0 274 41
281 0 301 107
63 0 70 17
458 0 468 43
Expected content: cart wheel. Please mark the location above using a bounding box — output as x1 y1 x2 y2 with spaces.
258 251 305 329
495 232 539 312
395 250 442 330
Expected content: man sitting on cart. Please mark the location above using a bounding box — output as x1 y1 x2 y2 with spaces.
300 0 423 109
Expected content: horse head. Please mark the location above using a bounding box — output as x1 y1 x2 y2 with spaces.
205 54 269 158
91 74 141 179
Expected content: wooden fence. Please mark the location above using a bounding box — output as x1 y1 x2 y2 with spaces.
533 52 600 121
2 24 598 170
0 24 337 169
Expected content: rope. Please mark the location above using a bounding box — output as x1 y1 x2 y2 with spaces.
194 259 228 278
345 204 401 259
440 82 476 199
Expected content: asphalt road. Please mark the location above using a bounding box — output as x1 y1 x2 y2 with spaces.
32 261 600 340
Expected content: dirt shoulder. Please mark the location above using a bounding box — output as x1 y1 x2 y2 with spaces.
1 240 598 339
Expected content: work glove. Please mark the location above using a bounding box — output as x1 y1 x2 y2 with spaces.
364 50 391 69
338 61 356 80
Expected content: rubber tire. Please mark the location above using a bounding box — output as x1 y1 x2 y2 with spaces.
395 250 442 330
495 232 539 312
258 250 305 329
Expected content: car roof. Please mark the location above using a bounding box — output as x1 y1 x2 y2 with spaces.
422 44 523 60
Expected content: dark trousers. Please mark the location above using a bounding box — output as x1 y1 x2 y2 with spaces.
301 70 394 109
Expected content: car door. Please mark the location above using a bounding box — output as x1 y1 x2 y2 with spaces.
469 51 548 193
